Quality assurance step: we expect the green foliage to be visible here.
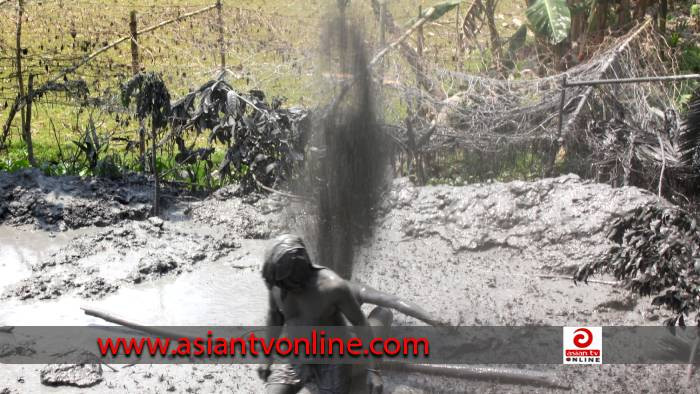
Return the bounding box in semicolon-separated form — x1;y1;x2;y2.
681;44;700;73
690;4;700;18
0;151;30;173
525;0;571;44
669;31;681;48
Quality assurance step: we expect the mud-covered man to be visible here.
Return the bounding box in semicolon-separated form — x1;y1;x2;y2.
258;234;383;394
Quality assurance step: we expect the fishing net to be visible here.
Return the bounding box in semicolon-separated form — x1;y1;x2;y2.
378;19;696;189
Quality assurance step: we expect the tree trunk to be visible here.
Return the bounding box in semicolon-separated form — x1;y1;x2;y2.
634;0;649;20
618;0;631;27
659;0;668;34
592;0;609;43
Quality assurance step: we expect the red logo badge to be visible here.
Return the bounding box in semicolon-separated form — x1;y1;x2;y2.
563;327;602;364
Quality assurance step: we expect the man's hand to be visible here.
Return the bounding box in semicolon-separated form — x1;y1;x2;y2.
257;364;271;382
367;369;383;394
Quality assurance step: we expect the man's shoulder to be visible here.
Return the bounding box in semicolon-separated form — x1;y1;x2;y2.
315;268;350;293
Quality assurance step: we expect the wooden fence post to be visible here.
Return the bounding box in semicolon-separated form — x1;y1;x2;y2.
130;11;139;75
130;10;146;172
216;0;226;72
24;73;34;165
15;0;35;166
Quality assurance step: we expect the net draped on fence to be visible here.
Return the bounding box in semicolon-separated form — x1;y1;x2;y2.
1;1;695;192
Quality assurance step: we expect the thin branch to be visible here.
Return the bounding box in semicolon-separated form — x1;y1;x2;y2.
538;274;619;286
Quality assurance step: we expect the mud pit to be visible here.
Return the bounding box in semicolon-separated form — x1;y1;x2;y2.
0;172;696;393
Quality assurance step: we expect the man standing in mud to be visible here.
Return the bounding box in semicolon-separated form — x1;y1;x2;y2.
258;234;383;394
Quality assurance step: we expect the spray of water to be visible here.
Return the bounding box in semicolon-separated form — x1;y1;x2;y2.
306;14;390;279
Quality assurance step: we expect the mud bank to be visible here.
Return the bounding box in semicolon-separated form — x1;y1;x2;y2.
1;173;696;393
0;169;181;231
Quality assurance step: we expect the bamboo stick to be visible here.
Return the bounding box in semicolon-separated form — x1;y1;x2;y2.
82;307;191;341
538;275;619;286
380;363;571;389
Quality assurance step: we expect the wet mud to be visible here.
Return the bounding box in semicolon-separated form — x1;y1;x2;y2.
2;218;241;301
0;172;696;393
0;169;180;231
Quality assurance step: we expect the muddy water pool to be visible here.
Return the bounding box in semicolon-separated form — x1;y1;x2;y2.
0;224;268;326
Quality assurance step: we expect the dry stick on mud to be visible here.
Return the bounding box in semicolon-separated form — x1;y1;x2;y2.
82;307;193;341
538;274;619;286
82;307;261;342
380;363;571;390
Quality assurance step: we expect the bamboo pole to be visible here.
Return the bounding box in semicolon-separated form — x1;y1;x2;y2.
564;73;700;86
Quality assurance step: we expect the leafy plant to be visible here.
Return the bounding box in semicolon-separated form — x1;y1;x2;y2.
681;44;700;73
575;205;700;326
169;77;310;194
525;0;571;44
121;72;171;131
669;32;681;47
72;115;108;172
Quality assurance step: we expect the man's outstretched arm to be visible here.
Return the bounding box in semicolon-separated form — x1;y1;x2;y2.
349;282;444;326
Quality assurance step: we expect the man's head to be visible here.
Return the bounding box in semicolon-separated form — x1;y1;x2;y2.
262;234;321;293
